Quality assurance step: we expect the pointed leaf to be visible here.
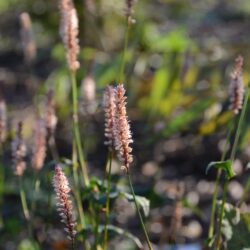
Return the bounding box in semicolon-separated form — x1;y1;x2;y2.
206;160;235;180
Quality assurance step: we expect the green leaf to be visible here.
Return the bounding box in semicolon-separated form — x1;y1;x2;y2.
123;192;150;217
221;203;250;249
206;160;235;180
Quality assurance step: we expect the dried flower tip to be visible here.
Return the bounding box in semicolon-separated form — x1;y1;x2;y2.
0;99;6;144
114;84;133;171
125;0;136;25
52;165;76;242
45;89;57;138
229;55;244;115
32;118;47;171
59;0;80;72
103;86;116;147
20;12;36;63
12;122;26;176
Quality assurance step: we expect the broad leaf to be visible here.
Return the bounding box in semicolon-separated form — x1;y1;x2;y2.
221;203;250;249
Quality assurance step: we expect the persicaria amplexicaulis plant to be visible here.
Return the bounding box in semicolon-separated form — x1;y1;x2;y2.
52;165;76;246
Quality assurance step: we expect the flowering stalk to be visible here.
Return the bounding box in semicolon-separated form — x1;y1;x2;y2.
58;0;89;186
114;84;152;250
114;85;133;172
53;165;76;249
215;81;250;250
103;86;116;249
208;56;245;245
208;123;233;243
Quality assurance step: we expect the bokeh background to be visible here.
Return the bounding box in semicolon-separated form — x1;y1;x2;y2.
1;0;250;249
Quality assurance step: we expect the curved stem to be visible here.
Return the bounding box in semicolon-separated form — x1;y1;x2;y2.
70;72;89;186
215;179;229;250
31;173;40;213
103;150;112;250
215;87;250;249
127;171;152;250
72;141;85;229
19;177;32;238
208;123;233;242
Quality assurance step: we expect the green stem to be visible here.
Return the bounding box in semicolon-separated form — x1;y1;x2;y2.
19;177;32;238
70;72;89;186
31;173;40;213
208;123;233;242
72;141;85;229
215;179;229;250
103;150;112;250
119;24;130;83
127;171;152;250
215;87;250;249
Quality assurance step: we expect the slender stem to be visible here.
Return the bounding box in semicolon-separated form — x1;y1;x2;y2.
19;177;32;238
230;89;250;162
119;24;130;83
127;171;152;250
215;179;229;250
72;141;85;229
208;122;233;241
215;87;250;249
32;176;40;212
19;177;30;220
103;150;112;250
70;71;89;186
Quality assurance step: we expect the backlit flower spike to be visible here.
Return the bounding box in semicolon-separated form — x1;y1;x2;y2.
59;0;80;72
229;55;244;115
52;165;76;242
114;84;133;172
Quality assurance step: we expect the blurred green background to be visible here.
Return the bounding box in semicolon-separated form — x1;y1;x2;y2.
1;0;250;249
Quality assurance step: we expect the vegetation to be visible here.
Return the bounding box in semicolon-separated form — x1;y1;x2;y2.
0;0;250;249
